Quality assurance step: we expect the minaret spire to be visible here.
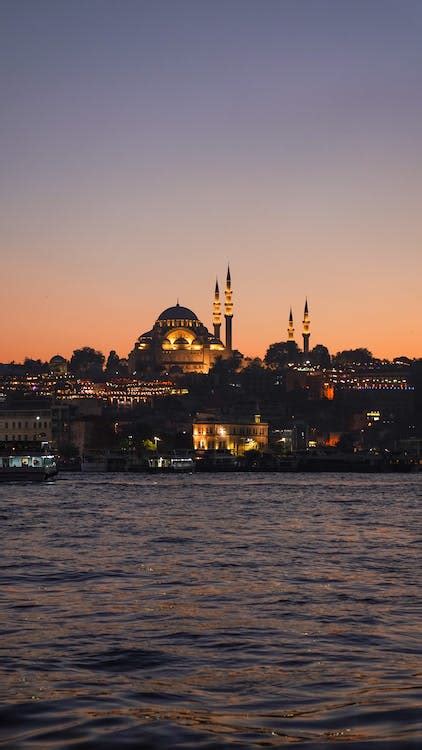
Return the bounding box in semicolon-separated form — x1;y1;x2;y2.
288;307;295;342
302;298;310;356
224;265;233;352
213;278;221;340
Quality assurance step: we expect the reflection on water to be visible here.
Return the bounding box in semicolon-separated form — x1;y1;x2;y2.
0;473;421;748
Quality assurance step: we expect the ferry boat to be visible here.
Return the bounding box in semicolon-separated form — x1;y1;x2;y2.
147;455;195;473
0;442;58;482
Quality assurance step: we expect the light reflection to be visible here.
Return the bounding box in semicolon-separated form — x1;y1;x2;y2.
1;473;421;746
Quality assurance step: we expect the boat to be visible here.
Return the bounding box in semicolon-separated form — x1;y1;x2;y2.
0;444;58;482
169;456;195;472
146;454;195;472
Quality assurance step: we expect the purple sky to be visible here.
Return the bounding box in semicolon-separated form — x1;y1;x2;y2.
1;0;421;360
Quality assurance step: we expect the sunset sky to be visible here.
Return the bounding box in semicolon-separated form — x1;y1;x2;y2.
1;0;421;362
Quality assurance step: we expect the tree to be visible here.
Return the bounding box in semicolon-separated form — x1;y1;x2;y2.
70;347;105;379
393;356;412;366
238;359;274;396
142;438;157;452
228;350;244;371
209;350;244;379
333;348;373;366
310;344;331;368
105;350;127;377
23;358;48;375
264;341;301;370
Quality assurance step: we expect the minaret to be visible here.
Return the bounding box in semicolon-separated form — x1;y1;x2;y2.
287;307;295;342
213;278;221;340
224;265;233;352
302;298;310;355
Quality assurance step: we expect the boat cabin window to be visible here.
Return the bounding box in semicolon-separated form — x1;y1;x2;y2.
32;457;43;467
9;457;22;468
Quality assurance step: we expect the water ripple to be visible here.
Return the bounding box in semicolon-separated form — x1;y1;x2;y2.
0;472;421;748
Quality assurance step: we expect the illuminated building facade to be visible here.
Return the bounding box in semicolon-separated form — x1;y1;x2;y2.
193;413;268;455
128;268;234;375
0;409;52;443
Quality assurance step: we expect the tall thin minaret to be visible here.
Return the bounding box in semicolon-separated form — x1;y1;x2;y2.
288;307;295;341
302;298;310;355
224;265;233;352
213;278;221;340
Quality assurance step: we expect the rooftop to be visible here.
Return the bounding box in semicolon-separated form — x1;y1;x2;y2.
157;303;198;321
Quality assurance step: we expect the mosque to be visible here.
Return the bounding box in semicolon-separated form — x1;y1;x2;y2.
128;266;312;375
128;267;234;375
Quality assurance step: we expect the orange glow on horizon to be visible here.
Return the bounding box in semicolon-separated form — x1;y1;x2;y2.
2;2;421;365
2;266;421;364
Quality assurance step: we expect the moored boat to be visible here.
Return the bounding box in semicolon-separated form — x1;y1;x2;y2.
0;447;58;481
147;455;195;472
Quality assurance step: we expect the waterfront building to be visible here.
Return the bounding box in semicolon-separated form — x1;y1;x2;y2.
128;268;233;375
0;408;52;443
193;413;269;455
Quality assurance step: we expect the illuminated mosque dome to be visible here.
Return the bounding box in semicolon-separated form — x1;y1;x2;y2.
157;304;198;322
127;272;234;376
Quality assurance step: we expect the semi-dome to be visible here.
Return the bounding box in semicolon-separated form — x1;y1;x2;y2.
157;303;198;321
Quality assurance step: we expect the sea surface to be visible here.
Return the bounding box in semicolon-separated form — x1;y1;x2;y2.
0;473;421;749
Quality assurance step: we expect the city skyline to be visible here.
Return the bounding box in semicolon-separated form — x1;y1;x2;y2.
3;256;420;365
2;1;421;362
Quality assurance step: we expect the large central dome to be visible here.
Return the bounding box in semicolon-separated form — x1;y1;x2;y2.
157;303;198;321
128;270;232;375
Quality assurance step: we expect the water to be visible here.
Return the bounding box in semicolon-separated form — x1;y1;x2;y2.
0;473;421;749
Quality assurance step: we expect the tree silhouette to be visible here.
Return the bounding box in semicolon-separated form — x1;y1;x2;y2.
264;341;301;370
105;350;123;376
70;347;105;378
333;348;373;366
310;344;331;368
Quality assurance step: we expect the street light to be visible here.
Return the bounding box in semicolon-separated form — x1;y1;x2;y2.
154;436;161;450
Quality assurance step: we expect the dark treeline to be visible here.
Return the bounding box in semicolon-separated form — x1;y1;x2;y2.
0;344;417;379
